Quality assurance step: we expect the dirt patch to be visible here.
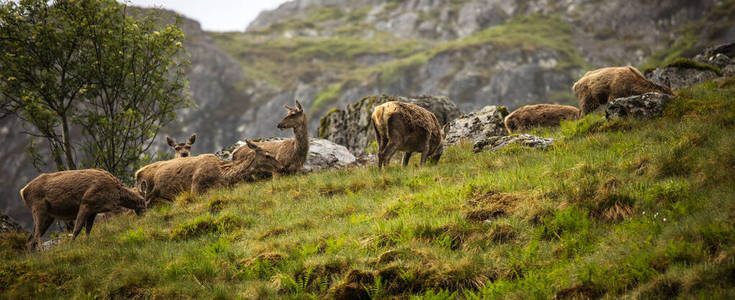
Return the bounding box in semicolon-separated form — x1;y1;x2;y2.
465;191;519;222
553;284;604;300
487;224;516;243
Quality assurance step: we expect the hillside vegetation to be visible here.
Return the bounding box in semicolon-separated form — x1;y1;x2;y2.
1;79;734;299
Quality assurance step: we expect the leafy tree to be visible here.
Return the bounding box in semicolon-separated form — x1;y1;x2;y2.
0;0;190;180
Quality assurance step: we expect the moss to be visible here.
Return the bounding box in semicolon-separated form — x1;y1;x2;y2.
169;213;245;240
666;58;722;75
318;107;342;138
311;84;343;119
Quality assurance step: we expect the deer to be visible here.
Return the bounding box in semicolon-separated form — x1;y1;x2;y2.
133;133;196;207
371;101;448;169
140;140;283;205
167;133;197;158
504;104;580;133
232;100;309;175
573;66;674;115
21;169;146;250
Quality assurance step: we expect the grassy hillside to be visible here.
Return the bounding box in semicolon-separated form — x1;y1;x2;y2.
2;79;735;299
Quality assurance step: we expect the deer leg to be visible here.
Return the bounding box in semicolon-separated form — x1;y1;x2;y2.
382;141;400;168
420;140;431;165
29;210;53;251
403;152;412;166
72;205;92;240
84;214;97;235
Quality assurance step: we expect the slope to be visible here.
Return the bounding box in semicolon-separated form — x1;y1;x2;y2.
2;79;734;299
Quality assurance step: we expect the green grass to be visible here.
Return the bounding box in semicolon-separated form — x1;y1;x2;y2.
3;81;735;298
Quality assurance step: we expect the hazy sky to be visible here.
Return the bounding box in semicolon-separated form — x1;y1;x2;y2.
123;0;291;32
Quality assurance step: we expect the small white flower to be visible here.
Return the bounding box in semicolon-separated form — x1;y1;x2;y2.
663;218;667;222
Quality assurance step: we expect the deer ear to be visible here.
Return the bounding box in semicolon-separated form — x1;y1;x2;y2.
283;104;296;112
245;140;259;150
166;136;175;147
188;133;196;144
295;100;303;111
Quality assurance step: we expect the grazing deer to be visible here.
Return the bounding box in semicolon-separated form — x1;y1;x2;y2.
504;104;580;133
167;133;197;158
21;169;145;250
232;100;309;175
140;140;283;205
573;66;674;115
371;101;448;169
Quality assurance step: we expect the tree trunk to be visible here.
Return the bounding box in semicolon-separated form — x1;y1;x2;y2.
60;114;77;170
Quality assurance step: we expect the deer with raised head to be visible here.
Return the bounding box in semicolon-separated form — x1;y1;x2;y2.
21;169;145;250
167;133;197;158
140;140;283;205
232;100;309;175
371;101;448;169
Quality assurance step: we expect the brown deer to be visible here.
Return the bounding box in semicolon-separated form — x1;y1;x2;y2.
371;101;448;169
141;140;283;205
232;100;309;175
573;66;674;115
21;169;145;250
504;104;580;133
167;133;197;158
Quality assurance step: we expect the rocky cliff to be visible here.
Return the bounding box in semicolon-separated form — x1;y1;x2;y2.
212;0;735;141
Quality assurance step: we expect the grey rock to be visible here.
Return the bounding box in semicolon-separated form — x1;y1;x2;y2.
445;106;509;146
319;95;461;154
606;92;674;120
647;67;719;90
217;138;356;173
0;211;25;234
474;134;554;152
42;234;70;251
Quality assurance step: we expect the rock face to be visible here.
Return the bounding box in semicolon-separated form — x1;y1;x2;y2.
217;138;356;173
606;93;674;120
646;66;719;90
445;106;509;146
0;211;25;234
474;134;555;152
318;95;460;154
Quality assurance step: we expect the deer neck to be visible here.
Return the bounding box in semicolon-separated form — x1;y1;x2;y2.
293;120;309;158
221;157;256;185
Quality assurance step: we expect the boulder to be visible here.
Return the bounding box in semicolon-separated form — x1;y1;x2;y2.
606;92;674;120
217;138;356;173
646;66;719;90
445;105;508;146
474;134;554;152
0;211;25;234
318;94;461;154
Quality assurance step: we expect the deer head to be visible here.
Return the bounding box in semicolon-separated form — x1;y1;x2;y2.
166;133;196;158
245;140;284;175
277;100;305;130
428;122;451;164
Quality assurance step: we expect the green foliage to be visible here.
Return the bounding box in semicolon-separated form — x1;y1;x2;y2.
0;0;190;181
2;80;735;299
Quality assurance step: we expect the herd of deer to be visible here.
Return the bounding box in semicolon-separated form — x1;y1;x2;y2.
20;66;674;251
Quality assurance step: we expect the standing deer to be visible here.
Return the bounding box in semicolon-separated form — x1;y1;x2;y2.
140;140;283;205
167;133;197;158
371;101;448;169
21;169;145;250
232;100;309;175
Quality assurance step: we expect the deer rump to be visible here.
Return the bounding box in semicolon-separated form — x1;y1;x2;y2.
372;101;444;168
